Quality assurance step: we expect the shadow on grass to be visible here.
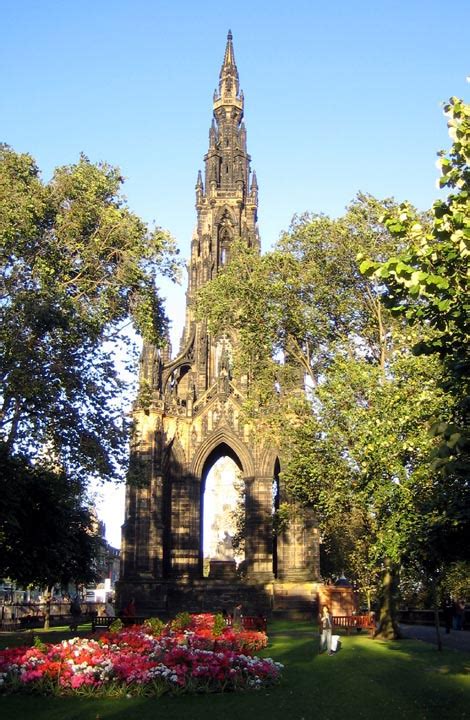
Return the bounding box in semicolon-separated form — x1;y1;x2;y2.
0;624;93;650
265;627;470;720
1;623;469;720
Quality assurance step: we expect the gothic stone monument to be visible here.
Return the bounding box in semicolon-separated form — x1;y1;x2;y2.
118;31;320;617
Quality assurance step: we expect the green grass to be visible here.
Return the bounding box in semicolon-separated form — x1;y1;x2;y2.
1;621;469;720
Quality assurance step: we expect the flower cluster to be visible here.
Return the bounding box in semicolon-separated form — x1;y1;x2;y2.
0;614;281;696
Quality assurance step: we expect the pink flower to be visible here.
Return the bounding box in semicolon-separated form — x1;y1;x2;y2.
0;613;280;696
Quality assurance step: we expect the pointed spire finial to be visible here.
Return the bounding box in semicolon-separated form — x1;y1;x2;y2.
222;29;235;69
218;29;240;101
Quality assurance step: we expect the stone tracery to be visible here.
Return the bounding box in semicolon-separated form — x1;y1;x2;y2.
119;31;320;615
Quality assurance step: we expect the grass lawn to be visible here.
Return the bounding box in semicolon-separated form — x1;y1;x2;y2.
1;621;469;720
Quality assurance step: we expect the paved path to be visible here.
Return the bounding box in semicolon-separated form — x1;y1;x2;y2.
400;624;470;652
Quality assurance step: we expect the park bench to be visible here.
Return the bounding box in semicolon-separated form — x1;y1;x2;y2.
225;615;267;631
19;615;45;629
332;614;375;634
91;615;148;631
91;614;268;633
240;615;267;632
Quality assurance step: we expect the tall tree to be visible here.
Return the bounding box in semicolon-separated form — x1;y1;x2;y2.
0;146;179;481
197;194;452;638
360;95;469;480
0;445;99;627
359;95;470;629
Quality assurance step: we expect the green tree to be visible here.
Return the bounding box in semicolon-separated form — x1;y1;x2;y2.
197;194;452;639
360;96;469;480
0;146;179;481
0;444;99;628
359;96;470;641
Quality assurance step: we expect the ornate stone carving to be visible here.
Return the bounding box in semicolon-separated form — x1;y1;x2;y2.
119;31;319;615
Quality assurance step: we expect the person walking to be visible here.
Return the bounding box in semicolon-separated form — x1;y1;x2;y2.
122;597;136;619
454;599;466;631
104;600;115;617
443;597;454;634
69;595;82;632
319;605;333;655
232;603;244;630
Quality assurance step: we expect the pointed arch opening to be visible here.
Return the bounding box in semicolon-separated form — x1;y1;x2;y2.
200;442;245;577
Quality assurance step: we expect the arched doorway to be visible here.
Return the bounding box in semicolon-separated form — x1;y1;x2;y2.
200;443;245;577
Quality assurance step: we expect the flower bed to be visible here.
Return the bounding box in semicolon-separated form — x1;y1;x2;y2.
0;613;282;696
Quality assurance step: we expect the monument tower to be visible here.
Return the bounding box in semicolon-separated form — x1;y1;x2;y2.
119;31;320;614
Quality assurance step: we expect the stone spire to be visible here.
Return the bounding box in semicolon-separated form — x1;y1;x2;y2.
217;29;240;102
188;30;259;323
120;32;319;614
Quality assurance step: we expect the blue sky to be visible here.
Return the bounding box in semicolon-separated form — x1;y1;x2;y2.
2;0;468;545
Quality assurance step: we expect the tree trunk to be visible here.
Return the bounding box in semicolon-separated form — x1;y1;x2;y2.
432;580;443;651
43;585;53;630
374;562;401;639
4;399;22;451
433;604;443;651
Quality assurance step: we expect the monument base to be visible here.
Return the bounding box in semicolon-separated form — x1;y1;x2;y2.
209;559;237;580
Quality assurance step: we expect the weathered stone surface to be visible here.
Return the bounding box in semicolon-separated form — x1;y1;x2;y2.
118;32;320;616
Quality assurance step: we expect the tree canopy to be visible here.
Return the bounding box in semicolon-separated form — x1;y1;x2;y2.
0;146;179;482
0;146;179;591
359;96;469;475
0;445;98;592
197;189;464;638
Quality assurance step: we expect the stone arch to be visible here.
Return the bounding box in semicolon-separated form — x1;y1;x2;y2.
163;363;193;403
272;456;281;578
259;446;280;478
190;427;255;480
197;439;246;577
214;204;237;226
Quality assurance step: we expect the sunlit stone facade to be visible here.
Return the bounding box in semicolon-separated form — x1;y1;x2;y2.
118;32;320;616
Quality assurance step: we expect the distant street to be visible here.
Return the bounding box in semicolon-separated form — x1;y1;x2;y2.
400;624;470;652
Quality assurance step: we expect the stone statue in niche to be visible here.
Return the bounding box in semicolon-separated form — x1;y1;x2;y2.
218;368;230;395
216;531;234;560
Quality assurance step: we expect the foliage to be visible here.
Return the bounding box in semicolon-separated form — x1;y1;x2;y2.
198;193;418;392
359;95;470;613
228;471;246;555
0;145;179;482
359;96;469;479
272;502;292;535
32;636;47;652
109;619;124;634
0;615;278;696
212;613;226;637
360;97;468;355
170;611;192;632
143;617;165;636
197;193;459;638
399;560;470;609
0;444;99;591
441;561;470;600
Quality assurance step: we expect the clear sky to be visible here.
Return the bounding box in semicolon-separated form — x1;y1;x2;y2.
2;0;469;546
